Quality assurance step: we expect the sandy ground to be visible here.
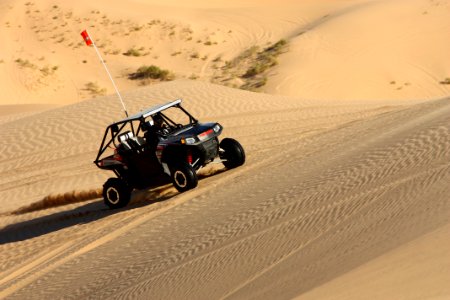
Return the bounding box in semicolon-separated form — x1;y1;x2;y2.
0;0;449;105
0;80;449;299
1;0;450;299
296;223;450;300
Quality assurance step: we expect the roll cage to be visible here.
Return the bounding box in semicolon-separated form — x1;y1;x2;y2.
94;99;197;167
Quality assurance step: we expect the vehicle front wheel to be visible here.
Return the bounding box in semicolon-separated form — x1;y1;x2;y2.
220;138;245;169
103;178;131;209
171;162;198;192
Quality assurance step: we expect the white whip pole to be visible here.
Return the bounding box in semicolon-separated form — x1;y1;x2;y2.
82;30;129;117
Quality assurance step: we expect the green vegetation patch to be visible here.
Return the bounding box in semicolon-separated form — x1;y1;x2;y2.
242;39;286;79
123;48;143;57
129;65;174;81
213;39;288;91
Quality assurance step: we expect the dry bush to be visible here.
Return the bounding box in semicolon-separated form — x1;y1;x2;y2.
84;82;107;96
15;58;36;69
40;65;58;76
440;78;450;85
129;65;174;81
123;48;142;57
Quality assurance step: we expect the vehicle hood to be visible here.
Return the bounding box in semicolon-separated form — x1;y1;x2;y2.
162;122;221;144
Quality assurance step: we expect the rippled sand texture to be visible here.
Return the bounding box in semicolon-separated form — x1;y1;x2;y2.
1;79;449;299
1;0;449;298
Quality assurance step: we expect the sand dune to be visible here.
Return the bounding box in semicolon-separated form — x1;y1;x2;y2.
1;0;449;298
1;0;448;105
266;0;450;101
0;80;399;214
296;223;450;300
0;79;449;299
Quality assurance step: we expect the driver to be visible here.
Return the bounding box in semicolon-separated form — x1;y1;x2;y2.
152;114;167;132
143;114;166;151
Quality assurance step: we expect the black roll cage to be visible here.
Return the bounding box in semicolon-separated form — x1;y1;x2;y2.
94;99;197;167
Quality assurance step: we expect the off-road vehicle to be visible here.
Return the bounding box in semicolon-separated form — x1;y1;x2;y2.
94;99;245;208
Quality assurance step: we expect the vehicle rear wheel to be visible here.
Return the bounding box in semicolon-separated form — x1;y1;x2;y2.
103;178;131;209
171;162;198;192
220;138;245;169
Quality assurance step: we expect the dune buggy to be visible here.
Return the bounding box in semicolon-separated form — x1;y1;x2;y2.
94;99;245;208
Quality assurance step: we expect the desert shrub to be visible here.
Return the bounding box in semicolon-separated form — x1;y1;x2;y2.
123;48;142;57
243;63;267;78
265;39;287;54
15;58;36;69
259;51;278;65
241;40;286;79
255;76;268;87
440;78;450;85
238;46;259;61
129;65;173;81
240;76;267;90
40;65;58;76
224;60;233;69
131;25;143;31
223;46;259;71
84;82;106;96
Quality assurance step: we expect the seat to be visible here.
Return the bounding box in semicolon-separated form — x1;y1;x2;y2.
118;131;136;151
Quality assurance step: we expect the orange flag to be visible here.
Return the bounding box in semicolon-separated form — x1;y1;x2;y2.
80;30;93;46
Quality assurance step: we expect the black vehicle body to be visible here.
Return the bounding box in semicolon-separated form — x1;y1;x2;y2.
95;99;245;208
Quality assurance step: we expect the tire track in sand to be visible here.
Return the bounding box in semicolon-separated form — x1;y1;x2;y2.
0;128;327;298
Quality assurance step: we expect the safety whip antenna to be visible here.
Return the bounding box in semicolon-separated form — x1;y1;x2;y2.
81;29;128;117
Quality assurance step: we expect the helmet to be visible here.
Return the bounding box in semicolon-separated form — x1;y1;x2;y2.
152;114;164;127
142;120;154;131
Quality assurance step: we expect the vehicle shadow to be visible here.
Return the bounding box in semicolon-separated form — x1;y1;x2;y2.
0;187;174;245
0;167;227;245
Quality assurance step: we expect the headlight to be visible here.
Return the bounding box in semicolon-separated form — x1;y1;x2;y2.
213;124;221;133
184;137;196;144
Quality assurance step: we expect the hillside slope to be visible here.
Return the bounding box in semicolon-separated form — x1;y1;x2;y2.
0;81;448;299
1;0;448;105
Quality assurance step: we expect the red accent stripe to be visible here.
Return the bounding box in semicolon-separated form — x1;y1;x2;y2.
198;129;214;139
